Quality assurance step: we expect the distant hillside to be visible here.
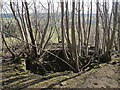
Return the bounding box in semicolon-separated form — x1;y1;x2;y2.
1;13;96;18
1;13;14;18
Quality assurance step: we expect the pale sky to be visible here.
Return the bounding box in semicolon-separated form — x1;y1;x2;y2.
0;0;118;14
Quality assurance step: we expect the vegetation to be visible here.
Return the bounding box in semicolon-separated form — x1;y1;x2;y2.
0;0;120;88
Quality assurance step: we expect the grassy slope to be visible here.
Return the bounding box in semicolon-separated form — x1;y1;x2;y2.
2;56;120;89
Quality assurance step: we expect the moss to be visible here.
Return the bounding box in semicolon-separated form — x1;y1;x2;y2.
79;56;88;65
83;62;100;72
88;67;99;73
29;76;67;88
90;63;100;68
79;56;86;59
5;37;20;45
14;57;27;72
99;63;106;67
20;58;26;65
93;65;100;69
90;63;95;66
84;67;90;71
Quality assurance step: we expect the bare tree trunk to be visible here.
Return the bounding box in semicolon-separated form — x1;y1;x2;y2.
65;1;72;59
95;1;99;55
118;3;120;52
77;1;82;56
2;34;15;58
39;2;50;55
24;2;37;57
61;1;65;51
82;1;87;55
118;8;120;52
109;1;118;51
61;1;70;62
20;2;30;52
71;1;76;64
71;1;79;72
86;1;92;55
10;2;24;41
99;1;113;54
102;1;111;53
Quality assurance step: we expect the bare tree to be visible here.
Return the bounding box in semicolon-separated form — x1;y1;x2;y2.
108;1;118;51
24;2;37;57
95;1;99;55
77;1;82;56
118;4;120;52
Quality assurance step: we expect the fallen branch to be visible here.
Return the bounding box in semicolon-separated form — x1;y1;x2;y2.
0;30;76;72
80;54;95;71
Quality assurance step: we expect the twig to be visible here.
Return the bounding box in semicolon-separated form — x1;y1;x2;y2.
0;30;76;72
80;54;95;71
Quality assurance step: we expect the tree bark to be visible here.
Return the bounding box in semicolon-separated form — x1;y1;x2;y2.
109;1;118;51
95;1;99;55
71;1;79;72
24;2;37;57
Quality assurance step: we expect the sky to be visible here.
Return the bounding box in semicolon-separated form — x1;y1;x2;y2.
0;0;118;14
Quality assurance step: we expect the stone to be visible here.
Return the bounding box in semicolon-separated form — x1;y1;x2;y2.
60;81;67;86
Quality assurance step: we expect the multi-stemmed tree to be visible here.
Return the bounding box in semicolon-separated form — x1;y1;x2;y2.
1;0;119;72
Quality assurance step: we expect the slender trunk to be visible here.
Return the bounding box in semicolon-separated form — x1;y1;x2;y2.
39;3;50;55
82;1;86;50
71;1;79;72
61;2;65;50
77;1;82;56
21;2;30;51
109;1;118;51
118;11;120;52
65;1;71;49
2;34;15;58
86;1;92;55
33;1;38;41
95;1;99;55
25;2;37;57
10;2;24;40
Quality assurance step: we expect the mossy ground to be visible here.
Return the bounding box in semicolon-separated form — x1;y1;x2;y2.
1;56;120;89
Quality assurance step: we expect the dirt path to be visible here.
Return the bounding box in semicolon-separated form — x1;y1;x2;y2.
1;57;120;89
51;57;120;88
46;58;119;88
77;63;119;88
